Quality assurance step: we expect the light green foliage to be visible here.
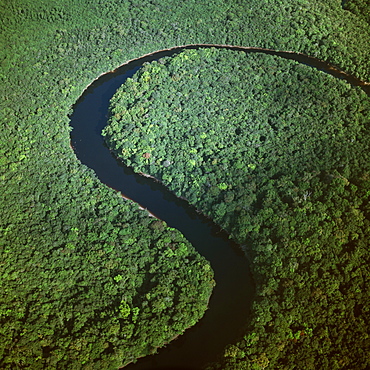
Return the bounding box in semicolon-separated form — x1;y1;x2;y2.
218;183;229;191
105;48;370;369
114;274;123;283
119;300;131;319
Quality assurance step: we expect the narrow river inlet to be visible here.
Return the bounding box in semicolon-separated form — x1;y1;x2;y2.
69;45;370;370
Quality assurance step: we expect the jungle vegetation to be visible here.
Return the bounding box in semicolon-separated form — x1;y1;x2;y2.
1;0;370;369
103;48;370;369
343;0;370;25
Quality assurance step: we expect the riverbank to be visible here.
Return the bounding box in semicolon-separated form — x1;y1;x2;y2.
104;47;370;369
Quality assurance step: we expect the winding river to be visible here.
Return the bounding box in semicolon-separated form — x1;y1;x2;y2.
70;45;370;370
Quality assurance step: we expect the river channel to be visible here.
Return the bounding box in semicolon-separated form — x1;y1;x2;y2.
69;45;369;370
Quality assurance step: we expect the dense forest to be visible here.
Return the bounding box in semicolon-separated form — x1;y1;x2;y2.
343;0;370;24
104;48;370;369
1;0;370;369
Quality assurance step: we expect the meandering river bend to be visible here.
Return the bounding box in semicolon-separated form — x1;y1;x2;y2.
70;45;370;370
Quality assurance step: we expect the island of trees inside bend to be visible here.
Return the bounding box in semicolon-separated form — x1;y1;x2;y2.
1;0;370;369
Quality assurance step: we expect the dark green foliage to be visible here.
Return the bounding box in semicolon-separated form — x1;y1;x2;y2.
104;48;370;369
343;0;370;24
2;0;370;368
0;2;217;368
0;143;215;369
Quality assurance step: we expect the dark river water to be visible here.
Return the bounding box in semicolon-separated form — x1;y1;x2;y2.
69;45;369;370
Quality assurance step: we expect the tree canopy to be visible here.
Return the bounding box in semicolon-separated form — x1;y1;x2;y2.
1;0;370;368
104;48;370;369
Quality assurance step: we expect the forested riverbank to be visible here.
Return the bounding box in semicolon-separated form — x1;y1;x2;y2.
69;57;254;370
104;48;370;369
1;0;370;369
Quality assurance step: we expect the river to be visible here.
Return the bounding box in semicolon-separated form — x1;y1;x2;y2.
69;45;369;370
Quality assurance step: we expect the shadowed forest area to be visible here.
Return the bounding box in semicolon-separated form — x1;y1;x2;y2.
1;0;370;369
